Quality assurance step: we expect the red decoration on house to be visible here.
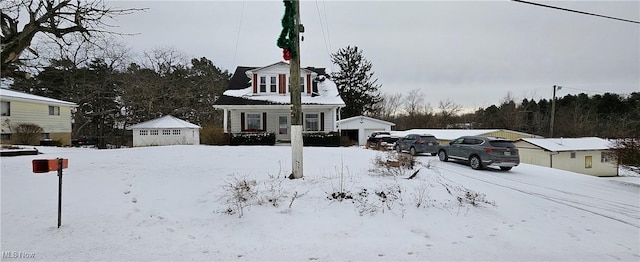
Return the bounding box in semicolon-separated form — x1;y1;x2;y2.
283;49;291;61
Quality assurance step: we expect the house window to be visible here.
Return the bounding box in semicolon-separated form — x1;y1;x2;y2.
140;130;148;136
305;113;319;131
287;76;306;93
162;130;171;135
1;101;10;116
172;130;181;135
601;152;612;163
585;156;593;168
270;76;277;93
150;130;158;136
246;113;262;131
570;152;576;158
1;134;11;141
259;76;267;93
49;106;60;116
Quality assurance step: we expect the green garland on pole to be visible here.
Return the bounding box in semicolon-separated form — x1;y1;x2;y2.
277;0;296;60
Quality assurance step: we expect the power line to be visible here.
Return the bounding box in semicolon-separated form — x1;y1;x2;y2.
560;86;616;95
321;0;335;72
315;0;332;67
511;0;640;24
232;0;246;69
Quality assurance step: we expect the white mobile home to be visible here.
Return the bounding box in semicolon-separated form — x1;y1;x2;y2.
515;137;618;177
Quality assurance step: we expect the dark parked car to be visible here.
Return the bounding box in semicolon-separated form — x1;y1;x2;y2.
437;136;520;171
375;134;401;150
366;131;400;150
395;134;439;156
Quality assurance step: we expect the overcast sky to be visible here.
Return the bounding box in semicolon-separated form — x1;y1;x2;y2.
109;0;639;110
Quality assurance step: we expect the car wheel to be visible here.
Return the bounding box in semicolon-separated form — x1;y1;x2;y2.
410;147;417;156
500;167;512;171
438;150;448;162
469;155;483;170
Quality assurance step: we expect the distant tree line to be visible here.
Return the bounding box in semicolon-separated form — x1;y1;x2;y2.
370;90;639;139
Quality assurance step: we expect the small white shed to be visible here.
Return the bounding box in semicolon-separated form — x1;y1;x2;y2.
336;115;395;146
128;115;201;147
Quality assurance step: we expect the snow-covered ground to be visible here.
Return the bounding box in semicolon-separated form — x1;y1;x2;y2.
2;145;639;261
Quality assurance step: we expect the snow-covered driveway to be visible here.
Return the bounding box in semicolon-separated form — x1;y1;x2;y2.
436;158;639;228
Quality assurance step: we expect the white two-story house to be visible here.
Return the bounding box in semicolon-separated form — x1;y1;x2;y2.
213;61;345;142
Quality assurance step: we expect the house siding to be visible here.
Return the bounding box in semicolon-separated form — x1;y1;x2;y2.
517;145;551;166
482;130;536;140
1;99;74;145
250;63;314;96
229;108;336;137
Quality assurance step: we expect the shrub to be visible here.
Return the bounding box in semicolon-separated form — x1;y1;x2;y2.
612;138;640;171
303;132;340;147
230;132;275;145
11;123;43;145
220;176;258;218
370;151;415;177
200;126;229;145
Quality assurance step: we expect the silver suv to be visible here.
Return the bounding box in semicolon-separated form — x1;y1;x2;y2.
437;136;520;171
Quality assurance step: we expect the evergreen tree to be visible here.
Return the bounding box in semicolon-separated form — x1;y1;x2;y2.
330;46;382;118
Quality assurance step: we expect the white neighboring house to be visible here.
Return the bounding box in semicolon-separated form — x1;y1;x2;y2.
515;137;618;177
213;61;345;142
128;115;201;147
336;115;395;146
0;88;77;145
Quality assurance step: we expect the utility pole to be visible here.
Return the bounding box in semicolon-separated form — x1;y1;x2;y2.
549;85;561;138
289;0;303;179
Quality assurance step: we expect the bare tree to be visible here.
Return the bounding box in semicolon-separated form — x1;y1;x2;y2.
1;0;143;78
403;89;426;118
140;47;189;76
437;98;461;128
376;92;403;120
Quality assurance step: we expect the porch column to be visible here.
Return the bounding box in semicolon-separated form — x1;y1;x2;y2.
331;108;337;131
223;108;228;133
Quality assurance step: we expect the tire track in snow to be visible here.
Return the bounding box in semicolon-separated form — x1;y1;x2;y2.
435;163;640;229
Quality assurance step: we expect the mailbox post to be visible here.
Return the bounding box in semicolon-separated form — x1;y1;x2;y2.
32;158;68;228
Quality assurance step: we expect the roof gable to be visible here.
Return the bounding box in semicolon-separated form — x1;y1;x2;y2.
245;61;317;78
128;115;201;129
517;137;613;152
337;115;395;126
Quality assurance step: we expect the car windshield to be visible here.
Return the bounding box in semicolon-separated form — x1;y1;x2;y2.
489;141;515;148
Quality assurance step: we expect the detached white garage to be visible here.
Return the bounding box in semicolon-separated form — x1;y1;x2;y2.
336;115;395;146
128;115;201;147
